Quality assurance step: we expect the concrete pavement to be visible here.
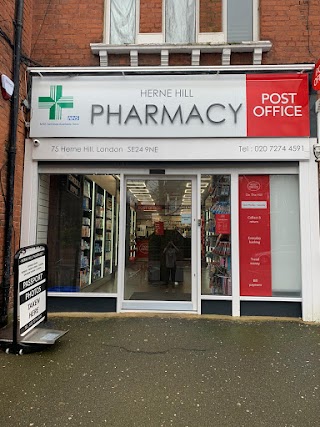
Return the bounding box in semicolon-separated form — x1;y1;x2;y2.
1;314;320;426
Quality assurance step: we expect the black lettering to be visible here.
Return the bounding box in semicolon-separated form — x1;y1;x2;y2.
91;104;104;124
107;105;122;124
145;104;158;124
229;103;242;124
206;103;225;124
186;104;204;124
161;106;183;124
124;105;142;125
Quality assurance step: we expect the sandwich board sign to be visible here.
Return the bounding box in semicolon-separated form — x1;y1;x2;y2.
18;244;48;336
0;244;67;355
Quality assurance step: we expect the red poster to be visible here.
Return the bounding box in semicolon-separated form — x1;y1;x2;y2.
215;214;231;235
154;221;164;236
246;74;309;137
136;239;149;259
239;175;272;296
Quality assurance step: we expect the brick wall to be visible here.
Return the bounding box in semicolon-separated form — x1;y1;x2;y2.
30;0;318;67
31;0;104;67
0;0;33;313
140;0;162;33
261;0;319;65
200;0;222;33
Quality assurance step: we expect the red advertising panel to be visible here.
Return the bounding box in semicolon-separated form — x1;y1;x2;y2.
154;221;164;236
215;214;231;235
239;175;272;296
136;239;149;259
246;74;309;137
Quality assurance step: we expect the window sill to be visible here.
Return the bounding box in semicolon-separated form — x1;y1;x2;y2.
90;41;272;67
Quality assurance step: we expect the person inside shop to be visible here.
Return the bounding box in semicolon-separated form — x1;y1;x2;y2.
163;240;179;293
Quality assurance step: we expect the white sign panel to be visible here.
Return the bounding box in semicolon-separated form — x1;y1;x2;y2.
30;75;247;138
17;246;47;336
31;137;311;162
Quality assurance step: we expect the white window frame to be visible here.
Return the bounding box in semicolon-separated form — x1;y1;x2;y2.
104;0;259;45
223;0;259;42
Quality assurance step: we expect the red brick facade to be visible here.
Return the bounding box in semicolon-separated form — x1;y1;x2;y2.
0;0;33;314
29;0;319;67
0;0;319;315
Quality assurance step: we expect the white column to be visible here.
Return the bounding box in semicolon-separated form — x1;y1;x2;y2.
231;171;240;316
20;139;39;246
309;101;320;321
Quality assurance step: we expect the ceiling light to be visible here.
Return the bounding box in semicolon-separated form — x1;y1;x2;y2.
129;188;149;194
127;182;146;188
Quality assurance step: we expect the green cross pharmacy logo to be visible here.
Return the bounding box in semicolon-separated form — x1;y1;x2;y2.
38;85;74;120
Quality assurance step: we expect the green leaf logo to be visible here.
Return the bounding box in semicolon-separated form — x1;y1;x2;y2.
38;85;74;120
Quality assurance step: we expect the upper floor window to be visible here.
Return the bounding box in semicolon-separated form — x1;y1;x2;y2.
106;0;258;45
109;0;136;44
165;0;196;44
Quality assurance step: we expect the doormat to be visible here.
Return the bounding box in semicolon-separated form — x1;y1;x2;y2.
129;292;191;301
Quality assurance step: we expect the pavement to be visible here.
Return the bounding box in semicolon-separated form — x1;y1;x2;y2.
1;313;320;427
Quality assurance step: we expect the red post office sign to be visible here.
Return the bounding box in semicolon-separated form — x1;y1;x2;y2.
312;60;320;91
246;74;309;137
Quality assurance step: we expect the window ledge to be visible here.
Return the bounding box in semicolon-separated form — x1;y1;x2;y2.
90;41;272;67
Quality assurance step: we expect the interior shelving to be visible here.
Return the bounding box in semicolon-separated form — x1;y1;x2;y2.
79;178;115;289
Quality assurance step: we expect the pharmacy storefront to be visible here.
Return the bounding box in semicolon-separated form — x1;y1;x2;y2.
22;69;320;320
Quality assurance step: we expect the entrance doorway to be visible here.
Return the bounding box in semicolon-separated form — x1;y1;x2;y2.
120;176;197;311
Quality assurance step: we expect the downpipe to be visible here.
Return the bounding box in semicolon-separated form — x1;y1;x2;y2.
0;0;24;327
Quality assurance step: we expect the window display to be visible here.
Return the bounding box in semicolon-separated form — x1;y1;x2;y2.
37;174;119;293
201;175;232;296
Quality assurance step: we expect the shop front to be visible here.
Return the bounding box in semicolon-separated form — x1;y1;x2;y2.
21;69;320;320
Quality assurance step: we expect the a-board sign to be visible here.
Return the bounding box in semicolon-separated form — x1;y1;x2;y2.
16;245;48;336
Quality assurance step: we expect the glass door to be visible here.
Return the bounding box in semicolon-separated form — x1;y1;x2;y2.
121;176;196;311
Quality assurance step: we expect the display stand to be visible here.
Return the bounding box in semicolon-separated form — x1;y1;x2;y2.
0;245;68;355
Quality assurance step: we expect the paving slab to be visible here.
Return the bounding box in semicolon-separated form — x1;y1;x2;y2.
1;314;320;427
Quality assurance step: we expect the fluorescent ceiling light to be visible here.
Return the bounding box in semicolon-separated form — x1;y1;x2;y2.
127;182;146;187
129;188;149;194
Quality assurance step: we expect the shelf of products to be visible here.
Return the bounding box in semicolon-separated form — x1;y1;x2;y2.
92;185;105;282
104;193;114;275
80;178;93;289
79;179;115;288
204;176;232;296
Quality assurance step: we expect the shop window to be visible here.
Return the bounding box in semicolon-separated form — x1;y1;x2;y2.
106;0;258;45
239;175;301;298
201;175;231;296
37;174;120;293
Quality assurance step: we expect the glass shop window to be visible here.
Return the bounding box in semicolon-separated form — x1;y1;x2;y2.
201;175;232;296
36;174;120;293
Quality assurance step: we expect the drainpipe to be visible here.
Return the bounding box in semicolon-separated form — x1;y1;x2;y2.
0;0;24;327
